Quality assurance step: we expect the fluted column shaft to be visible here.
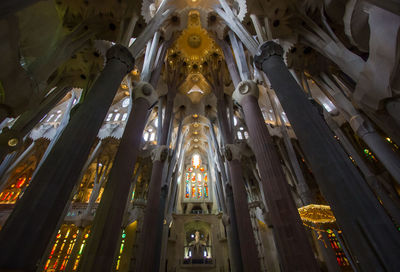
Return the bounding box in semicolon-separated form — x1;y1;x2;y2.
238;91;319;271
255;41;400;270
216;94;260;271
225;158;261;272
136;89;176;271
135;155;167;271
208;119;243;272
79;97;150;272
0;45;134;272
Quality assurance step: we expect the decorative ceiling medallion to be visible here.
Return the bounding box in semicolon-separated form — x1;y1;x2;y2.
175;11;215;63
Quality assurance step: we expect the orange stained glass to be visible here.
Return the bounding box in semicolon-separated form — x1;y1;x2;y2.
192;186;196;198
16;177;26;188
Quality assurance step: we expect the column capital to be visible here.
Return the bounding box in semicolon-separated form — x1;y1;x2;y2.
106;44;135;73
254;41;283;70
233;80;259;105
223;144;242;161
133;81;158;106
349;114;374;137
151;145;169;162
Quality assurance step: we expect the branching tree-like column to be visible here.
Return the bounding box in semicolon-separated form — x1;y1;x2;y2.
0;44;135;271
233;81;319;272
79;82;157;272
254;41;400;271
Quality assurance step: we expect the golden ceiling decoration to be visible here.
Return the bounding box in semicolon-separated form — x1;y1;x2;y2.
179;73;211;103
167;10;223;103
298;204;336;224
174;10;219;64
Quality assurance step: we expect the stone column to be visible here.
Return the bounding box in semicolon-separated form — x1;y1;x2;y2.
212;94;260;271
224;145;262;272
208;119;243;272
135;145;169;271
254;41;400;270
79;82;156;272
266;89;313;204
224;183;244;272
137;86;177;271
318;74;400;184
0;44;134;271
318;231;341;272
324;113;400;226
233;80;319;271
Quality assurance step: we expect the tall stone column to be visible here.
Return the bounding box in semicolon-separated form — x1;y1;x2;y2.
213;94;260;271
254;41;400;270
208;119;243;272
233;81;319;271
0;44;135;271
324;113;400;226
223;147;261;272
224;184;244;272
317;74;400;184
136;86;177;271
79;82;156;272
135;145;169;271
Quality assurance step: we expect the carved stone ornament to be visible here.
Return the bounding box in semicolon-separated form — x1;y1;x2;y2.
232;80;259;105
106;44;135;73
0;127;22;151
151;145;169;162
133;81;158;106
253;41;284;70
349;114;374;138
223;144;242;161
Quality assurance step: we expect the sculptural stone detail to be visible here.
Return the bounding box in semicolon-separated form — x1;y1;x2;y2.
106;44;135;73
253;41;284;70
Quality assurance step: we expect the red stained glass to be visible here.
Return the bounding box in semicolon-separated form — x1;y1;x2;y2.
16;177;26;188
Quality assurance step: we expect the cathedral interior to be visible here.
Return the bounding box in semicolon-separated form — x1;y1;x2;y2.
1;0;400;271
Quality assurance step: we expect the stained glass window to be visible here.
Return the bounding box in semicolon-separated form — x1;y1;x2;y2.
43;225;91;271
0;174;32;204
116;230;126;270
184;154;209;200
326;229;350;267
